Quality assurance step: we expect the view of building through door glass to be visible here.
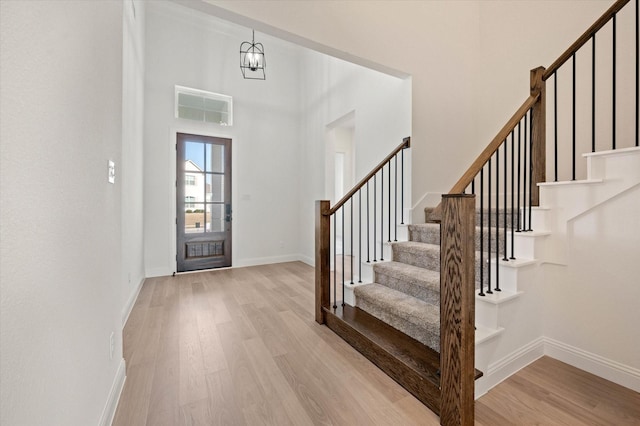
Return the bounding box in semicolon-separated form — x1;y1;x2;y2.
177;133;231;272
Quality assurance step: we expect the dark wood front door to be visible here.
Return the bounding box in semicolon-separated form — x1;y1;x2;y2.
176;133;231;272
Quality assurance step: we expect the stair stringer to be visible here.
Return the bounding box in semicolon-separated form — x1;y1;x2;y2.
474;258;546;398
476;147;640;397
538;147;640;265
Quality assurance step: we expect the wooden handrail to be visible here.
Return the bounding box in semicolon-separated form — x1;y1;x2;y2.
327;137;410;216
543;0;630;80
448;94;539;195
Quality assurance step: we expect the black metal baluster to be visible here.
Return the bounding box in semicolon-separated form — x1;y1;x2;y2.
394;155;398;241
495;151;501;291
401;148;405;224
523;112;528;231
479;168;485;297
528;111;533;231
342;207;345;305
592;34;597;153
510;130;516;259
373;175;377;261
471;179;475;195
487;157;493;295
572;52;577;180
350;199;353;285
388;162;391;243
613;13;617;150
359;189;362;282
380;167;384;261
366;182;370;263
503;142;508;262
333;214;337;309
554;72;558;182
517;122;522;232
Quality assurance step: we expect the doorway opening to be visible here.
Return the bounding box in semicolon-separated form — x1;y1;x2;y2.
326;111;355;259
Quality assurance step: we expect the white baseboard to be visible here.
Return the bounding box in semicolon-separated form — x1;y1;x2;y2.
98;358;126;426
544;337;640;392
121;276;145;326
297;254;314;267
476;336;640;398
145;266;173;278
476;337;545;398
234;254;304;268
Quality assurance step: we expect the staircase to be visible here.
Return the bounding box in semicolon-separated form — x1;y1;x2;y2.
352;209;514;353
346;144;640;400
347;206;545;394
316;0;637;424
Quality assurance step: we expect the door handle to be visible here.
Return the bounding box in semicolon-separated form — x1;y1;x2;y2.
225;204;232;222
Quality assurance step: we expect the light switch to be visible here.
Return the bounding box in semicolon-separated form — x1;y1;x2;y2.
108;160;115;184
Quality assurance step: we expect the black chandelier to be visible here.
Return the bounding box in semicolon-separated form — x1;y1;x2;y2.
240;30;266;80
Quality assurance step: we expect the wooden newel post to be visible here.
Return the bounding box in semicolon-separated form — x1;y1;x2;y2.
530;66;546;206
315;200;331;324
440;194;475;426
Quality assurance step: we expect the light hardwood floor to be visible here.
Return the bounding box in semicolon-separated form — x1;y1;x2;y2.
113;262;640;425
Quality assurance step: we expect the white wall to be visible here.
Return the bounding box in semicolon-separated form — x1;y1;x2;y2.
297;50;411;264
121;0;146;325
143;2;304;275
202;0;481;208
0;1;126;425
544;184;640;372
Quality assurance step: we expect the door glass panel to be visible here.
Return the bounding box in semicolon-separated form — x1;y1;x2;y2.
184;171;204;213
206;143;224;173
185;141;205;171
206;174;224;203
207;204;224;232
185;204;205;233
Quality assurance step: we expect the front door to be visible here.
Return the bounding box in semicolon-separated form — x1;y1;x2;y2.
176;133;232;272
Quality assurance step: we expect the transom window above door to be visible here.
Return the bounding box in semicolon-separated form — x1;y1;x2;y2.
175;85;233;126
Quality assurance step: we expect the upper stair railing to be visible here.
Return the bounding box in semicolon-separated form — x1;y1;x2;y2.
440;0;637;423
315;137;410;324
544;0;637;181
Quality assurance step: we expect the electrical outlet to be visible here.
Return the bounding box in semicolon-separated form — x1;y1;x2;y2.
109;332;115;360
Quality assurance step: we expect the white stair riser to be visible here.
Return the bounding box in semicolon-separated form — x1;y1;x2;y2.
530;207;551;232
586;147;640;181
513;233;549;260
476;302;499;330
344;282;368;306
396;225;409;241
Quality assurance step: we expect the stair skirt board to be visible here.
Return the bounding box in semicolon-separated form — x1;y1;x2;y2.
324;305;442;414
323;305;484;415
475;337;546;398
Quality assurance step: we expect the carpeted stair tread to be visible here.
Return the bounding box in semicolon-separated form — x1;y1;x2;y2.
425;206;519;228
354;283;440;352
392;241;441;270
409;223;507;254
408;223;441;245
373;261;440;304
392;241;485;287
